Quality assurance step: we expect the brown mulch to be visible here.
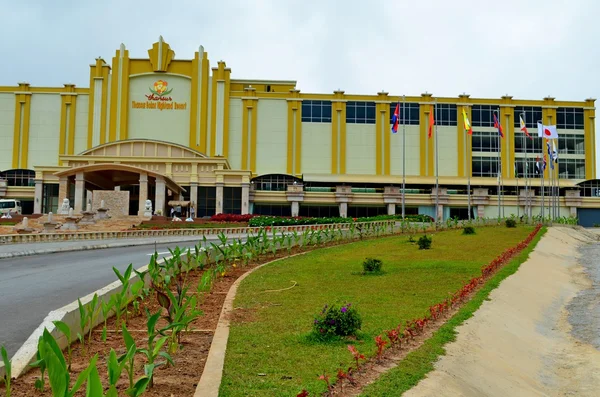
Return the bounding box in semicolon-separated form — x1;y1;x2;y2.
1;245;316;397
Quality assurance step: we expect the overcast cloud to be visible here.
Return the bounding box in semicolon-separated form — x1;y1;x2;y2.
2;0;599;169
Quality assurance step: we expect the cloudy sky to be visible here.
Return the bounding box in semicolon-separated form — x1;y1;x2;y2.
3;0;599;167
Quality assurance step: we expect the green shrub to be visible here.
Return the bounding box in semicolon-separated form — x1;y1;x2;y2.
462;225;476;235
418;235;432;250
312;302;362;338
362;257;383;273
505;219;517;228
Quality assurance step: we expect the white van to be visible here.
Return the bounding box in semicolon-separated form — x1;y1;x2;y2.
0;199;22;215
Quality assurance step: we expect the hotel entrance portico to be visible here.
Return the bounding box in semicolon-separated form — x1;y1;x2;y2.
32;139;252;216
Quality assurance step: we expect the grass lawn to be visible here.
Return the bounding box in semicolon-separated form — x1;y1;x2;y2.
359;226;546;396
219;225;537;396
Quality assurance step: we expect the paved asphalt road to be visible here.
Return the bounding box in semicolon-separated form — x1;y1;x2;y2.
0;236;237;359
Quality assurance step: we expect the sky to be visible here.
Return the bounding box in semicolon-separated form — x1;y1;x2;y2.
2;0;599;169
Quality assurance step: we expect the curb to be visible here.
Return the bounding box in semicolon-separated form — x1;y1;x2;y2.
194;252;308;397
0;236;212;259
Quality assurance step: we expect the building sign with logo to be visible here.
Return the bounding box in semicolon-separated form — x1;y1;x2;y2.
131;80;188;111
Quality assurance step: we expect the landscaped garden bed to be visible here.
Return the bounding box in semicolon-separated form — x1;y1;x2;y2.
0;220;543;396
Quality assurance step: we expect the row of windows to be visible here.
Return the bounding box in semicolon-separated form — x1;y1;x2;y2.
0;169;36;187
301;101;586;130
389;103;420;125
473;157;586;179
471;131;585;155
556;108;585;129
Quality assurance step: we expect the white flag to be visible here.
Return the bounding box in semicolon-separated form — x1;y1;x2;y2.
537;123;559;139
552;140;558;163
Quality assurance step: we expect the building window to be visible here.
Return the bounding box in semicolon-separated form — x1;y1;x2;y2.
471;105;499;127
223;187;242;214
514;106;542;128
434;104;457;126
557;134;585;154
389;103;420;125
251;174;302;191
556;107;584;129
0;169;35;187
346;101;376;124
42;183;59;214
514;135;543;153
515;158;541;178
472;156;500;177
472;131;500;152
301;100;332;123
578;180;600;197
197;186;216;217
252;203;292;216
559;159;586;179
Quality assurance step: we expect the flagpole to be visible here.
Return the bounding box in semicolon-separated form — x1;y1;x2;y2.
521;111;527;221
555;139;560;219
495;109;501;219
434;100;440;226
465;112;471;221
402;95;406;221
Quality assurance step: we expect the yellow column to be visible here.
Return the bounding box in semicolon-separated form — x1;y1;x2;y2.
294;90;302;176
60;84;78;161
287;89;302;175
542;96;557;180
190;47;211;153
241;87;258;172
331;90;345;174
12;82;32;169
457;94;472;178
584;98;596;179
501;95;515;179
376;91;390;176
210;61;231;157
419;93;433;177
109;44;130;142
87;58;110;148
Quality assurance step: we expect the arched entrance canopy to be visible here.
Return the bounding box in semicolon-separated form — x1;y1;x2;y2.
54;163;184;194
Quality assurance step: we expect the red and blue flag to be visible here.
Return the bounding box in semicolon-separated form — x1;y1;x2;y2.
391;104;399;134
493;112;504;138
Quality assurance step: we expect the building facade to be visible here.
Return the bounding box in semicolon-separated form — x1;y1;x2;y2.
0;37;597;220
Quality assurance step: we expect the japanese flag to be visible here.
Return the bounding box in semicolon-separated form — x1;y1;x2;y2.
537;123;558;139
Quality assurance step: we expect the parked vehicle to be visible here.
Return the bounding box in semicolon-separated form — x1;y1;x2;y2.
0;199;22;215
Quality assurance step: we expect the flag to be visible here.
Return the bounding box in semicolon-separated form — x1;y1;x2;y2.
536;155;547;174
391;103;399;134
462;107;472;135
551;140;558;163
519;115;531;139
546;140;554;170
493;112;504;138
428;104;435;139
537;123;559;139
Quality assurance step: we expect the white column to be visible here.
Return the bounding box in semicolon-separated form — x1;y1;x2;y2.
138;173;148;217
190;182;198;217
291;201;299;217
387;203;395;216
241;183;250;215
74;172;85;214
34;179;43;214
215;182;224;214
155;176;166;216
339;202;348;218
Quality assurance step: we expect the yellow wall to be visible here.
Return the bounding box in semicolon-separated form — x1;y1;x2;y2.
256;99;287;175
301;123;332;174
0;93;15;171
127;74;191;146
28;94;61;168
74;95;89;154
437;126;458;177
345;124;376;175
228;98;243;170
390;125;420;176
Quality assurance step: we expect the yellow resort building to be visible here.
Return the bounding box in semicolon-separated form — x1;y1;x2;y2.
0;37;599;224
